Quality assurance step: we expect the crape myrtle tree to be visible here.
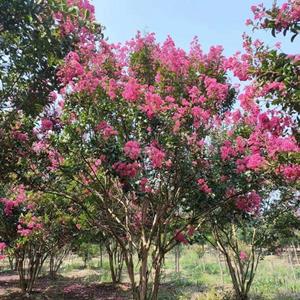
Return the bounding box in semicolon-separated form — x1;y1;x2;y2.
248;0;300;41
184;93;299;300
244;0;300;130
33;30;239;300
0;185;48;294
0;1;103;293
186;2;300;297
31;3;299;299
0;0;103;183
0;184;78;293
196;189;299;300
38;195;77;280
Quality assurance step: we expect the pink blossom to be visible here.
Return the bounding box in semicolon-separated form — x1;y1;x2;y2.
220;175;228;182
95;121;118;140
204;76;228;101
236;191;261;213
0;242;6;260
146;143;166;168
48;149;64;170
122;79;140;102
41;119;53;131
268;137;299;157
239;251;248;261
238;85;257;110
58;51;84;84
260;82;286;96
0;242;6;251
175;230;188;244
15;185;26;203
278;164;300;182
124;141;141;160
60;17;75;35
1;198;16;216
141;92;165;119
91;158;102;174
220;141;236;160
113;162;140;178
17;225;32;237
49;91;58;102
275;42;282;49
225;53;250;81
245;153;265;170
13;131;28;142
245;18;252;26
32;141;47;153
165;159;172;168
140;177;152;193
197;178;212;194
155;36;189;74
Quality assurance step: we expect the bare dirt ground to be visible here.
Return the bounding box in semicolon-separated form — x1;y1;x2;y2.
0;271;131;300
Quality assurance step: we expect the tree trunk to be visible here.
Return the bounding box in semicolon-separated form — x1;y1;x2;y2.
292;243;299;265
108;250;117;284
139;248;149;300
99;244;103;268
217;253;224;285
49;254;55;279
124;251;139;299
175;245;180;273
151;256;163;300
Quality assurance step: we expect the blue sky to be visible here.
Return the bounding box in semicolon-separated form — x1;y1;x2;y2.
94;0;297;55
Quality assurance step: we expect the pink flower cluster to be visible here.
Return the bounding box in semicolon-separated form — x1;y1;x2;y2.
204;76;228;101
249;1;300;33
48;149;64;170
146;143;166;168
225;52;251;81
17;216;43;237
0;242;6;260
239;251;248;261
197;178;212;194
174;230;188;245
220;141;236;161
267;136;299;157
124;141;141;160
113;162;140;178
0;185;26;216
140;177;152;193
122;79;141;102
277;164;300;182
236;153;265;173
58;52;84;84
236;191;261;213
141;92;165;119
67;0;95;18
41;118;53;131
32;141;47;153
13;130;28;142
95;121;118;140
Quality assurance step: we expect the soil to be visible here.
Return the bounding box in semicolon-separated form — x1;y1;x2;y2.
0;271;131;300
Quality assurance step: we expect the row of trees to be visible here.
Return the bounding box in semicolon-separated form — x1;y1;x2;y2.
0;1;299;300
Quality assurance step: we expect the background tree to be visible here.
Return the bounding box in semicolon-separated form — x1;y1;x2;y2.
0;0;103;183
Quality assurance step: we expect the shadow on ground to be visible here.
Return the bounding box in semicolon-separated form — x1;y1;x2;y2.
0;271;130;300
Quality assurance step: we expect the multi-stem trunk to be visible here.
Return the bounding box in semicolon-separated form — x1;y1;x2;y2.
106;240;124;284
